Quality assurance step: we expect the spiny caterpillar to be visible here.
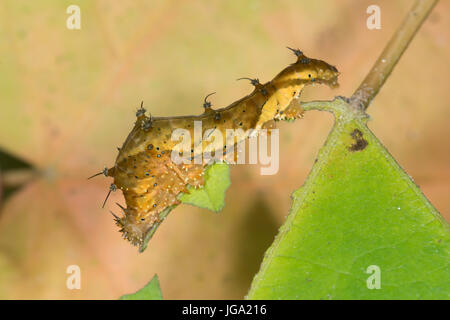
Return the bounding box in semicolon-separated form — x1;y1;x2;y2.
91;48;339;248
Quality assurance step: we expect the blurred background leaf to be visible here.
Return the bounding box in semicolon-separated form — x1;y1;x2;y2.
0;147;35;204
0;0;448;299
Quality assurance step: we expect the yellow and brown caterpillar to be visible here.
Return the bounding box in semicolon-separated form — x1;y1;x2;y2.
93;48;339;247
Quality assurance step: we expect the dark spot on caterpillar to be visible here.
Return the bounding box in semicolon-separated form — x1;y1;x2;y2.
147;144;153;150
348;129;368;152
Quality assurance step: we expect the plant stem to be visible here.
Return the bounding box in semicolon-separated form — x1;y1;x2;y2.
350;0;438;111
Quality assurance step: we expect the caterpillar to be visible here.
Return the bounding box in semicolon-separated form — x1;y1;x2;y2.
92;48;339;247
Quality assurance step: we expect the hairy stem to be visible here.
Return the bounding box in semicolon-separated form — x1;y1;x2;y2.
350;0;438;111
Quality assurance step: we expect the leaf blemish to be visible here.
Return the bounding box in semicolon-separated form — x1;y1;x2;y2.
348;129;368;152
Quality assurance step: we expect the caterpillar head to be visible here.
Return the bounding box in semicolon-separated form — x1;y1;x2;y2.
277;48;340;88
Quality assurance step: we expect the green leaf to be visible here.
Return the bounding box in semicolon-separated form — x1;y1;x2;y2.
248;99;450;300
179;162;231;212
119;274;163;300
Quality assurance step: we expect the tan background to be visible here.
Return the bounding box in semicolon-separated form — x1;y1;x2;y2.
0;0;448;299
